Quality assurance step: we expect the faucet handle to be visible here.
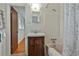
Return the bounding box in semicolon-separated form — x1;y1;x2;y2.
51;38;57;43
51;38;57;40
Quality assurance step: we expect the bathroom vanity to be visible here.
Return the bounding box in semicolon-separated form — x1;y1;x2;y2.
27;33;45;56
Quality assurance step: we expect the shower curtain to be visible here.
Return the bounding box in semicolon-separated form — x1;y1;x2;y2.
63;4;79;56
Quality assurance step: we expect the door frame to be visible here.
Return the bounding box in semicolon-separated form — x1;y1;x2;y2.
6;4;28;56
10;6;18;54
0;31;2;56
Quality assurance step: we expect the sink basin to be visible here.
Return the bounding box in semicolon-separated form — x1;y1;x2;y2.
27;32;45;37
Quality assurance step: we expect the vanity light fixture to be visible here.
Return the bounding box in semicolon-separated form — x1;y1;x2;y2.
31;3;41;12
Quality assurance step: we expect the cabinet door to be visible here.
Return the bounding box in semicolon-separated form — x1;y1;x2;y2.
34;37;44;56
28;37;35;56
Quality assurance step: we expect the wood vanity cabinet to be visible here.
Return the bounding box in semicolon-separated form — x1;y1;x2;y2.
28;36;45;56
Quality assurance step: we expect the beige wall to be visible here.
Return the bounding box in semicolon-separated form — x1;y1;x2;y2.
43;4;64;50
0;3;64;55
25;3;64;55
25;4;46;55
0;4;7;55
44;4;60;43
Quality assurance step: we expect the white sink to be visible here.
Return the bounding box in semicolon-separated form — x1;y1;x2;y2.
27;32;45;37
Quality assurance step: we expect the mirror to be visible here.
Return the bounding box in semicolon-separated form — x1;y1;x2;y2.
32;12;40;23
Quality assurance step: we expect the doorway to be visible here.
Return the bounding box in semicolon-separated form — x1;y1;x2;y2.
10;6;25;56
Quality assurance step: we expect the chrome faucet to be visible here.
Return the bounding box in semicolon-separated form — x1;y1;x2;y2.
51;39;57;47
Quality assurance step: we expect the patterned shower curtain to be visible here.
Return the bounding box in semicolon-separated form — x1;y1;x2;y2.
74;4;79;56
63;3;79;56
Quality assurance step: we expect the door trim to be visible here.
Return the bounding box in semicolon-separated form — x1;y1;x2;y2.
10;7;18;54
6;4;27;56
0;31;2;56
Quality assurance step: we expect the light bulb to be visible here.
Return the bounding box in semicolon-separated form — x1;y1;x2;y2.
31;3;41;12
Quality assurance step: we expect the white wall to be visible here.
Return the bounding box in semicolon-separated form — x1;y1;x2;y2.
4;3;32;55
25;7;45;33
25;4;46;55
14;6;25;44
0;3;64;55
0;4;7;56
44;4;64;51
44;4;60;43
0;4;6;55
25;4;31;55
25;3;64;55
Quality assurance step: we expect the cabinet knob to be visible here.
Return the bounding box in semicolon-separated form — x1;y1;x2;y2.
32;45;35;48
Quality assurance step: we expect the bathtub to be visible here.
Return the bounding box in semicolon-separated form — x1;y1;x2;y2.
45;44;62;56
48;47;61;56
